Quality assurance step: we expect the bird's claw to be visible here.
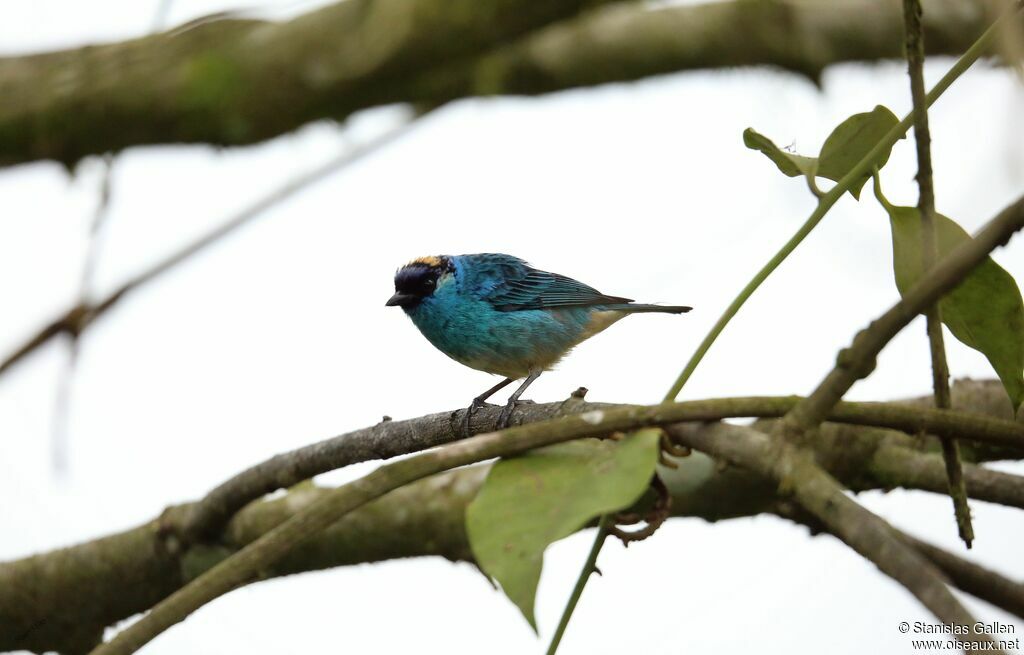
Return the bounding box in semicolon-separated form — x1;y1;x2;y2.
496;399;531;430
459;398;487;438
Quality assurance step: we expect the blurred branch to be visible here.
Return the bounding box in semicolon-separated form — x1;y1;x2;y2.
0;0;611;167
871;444;1024;509
0;0;1013;167
0;116;421;380
53;156;114;474
2;381;1021;654
50;1;176;473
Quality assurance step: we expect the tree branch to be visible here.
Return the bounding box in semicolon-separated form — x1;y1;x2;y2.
778;191;1024;439
177;392;1024;543
2;381;1020;654
903;0;973;547
871;444;1024;509
733;189;1024;649
678;422;999;650
0;0;612;168
771;500;1024;619
0;0;1010;167
0;115;421;379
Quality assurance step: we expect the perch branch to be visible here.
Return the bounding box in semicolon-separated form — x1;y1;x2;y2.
2;381;1020;654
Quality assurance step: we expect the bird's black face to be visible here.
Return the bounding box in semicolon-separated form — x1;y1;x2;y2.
386;257;450;309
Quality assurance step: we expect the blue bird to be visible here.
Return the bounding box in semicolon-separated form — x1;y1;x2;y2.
386;254;691;431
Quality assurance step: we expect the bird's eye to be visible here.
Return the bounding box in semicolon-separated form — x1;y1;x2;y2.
425;279;436;287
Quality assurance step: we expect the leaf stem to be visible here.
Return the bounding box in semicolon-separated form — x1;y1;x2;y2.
663;4;1021;402
545;515;612;655
902;0;973;547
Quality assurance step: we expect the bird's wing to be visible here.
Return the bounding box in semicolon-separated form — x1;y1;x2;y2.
485;263;632;312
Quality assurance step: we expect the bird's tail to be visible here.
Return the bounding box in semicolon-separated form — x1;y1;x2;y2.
604;303;692;314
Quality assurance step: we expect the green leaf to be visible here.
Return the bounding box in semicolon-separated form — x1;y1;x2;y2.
742;128;818;178
818;105;900;199
887;205;1024;413
466;430;660;629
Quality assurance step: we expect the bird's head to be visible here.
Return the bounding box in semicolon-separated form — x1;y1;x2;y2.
386;256;455;310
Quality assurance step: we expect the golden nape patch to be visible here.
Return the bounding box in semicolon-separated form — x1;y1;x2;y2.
410;256;443;267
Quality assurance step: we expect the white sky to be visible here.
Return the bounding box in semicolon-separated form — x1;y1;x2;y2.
1;2;1023;654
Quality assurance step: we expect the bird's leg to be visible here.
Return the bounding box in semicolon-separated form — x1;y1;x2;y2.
496;370;542;430
461;377;515;437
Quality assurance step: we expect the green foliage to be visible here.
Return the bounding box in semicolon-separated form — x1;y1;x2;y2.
466;430;661;629
742;128;817;178
817;106;900;198
883;201;1024;413
743;106;900;198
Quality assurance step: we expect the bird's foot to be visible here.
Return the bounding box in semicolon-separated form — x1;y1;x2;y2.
460;397;489;438
496;398;534;430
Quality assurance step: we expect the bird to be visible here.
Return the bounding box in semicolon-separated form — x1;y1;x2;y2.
386;253;691;433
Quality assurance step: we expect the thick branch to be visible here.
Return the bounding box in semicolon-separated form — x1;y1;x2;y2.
679;422;997;650
871;444;1024;508
179;392;1024;542
749;192;1024;648
2;382;1019;654
98;401;762;654
0;0;1007;167
772;501;1024;619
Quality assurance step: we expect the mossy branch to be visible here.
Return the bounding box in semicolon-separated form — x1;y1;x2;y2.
104;206;1024;655
2;381;1020;654
0;0;1010;167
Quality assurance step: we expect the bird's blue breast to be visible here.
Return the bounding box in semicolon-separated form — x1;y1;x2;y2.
403;256;593;379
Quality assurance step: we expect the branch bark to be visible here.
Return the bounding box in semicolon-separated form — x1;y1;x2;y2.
713;190;1024;650
681;422;998;651
178;392;1024;543
2;381;1020;654
903;0;973;547
0;0;1008;167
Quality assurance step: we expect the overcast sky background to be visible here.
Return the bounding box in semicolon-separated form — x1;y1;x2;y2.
1;2;1023;654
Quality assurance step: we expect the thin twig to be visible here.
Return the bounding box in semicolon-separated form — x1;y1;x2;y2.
52;0;180;474
902;0;974;548
52;156;115;474
663;1;1024;401
0;115;422;379
751;191;1024;648
777;192;1024;438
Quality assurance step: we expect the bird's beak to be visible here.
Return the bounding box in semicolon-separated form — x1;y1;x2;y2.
386;292;416;307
